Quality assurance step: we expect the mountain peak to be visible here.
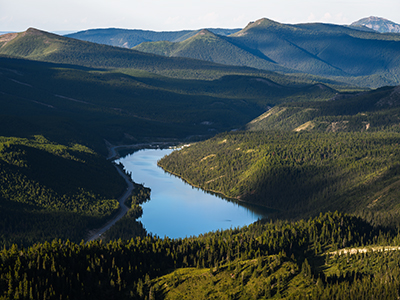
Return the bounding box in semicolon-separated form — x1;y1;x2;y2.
233;18;284;37
26;27;45;35
351;16;400;33
195;29;215;36
246;18;281;28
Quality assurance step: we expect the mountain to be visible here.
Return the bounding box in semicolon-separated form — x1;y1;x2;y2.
351;16;400;33
134;29;291;73
134;18;400;88
66;27;241;48
0;27;285;81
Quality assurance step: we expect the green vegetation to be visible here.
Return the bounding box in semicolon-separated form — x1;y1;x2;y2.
0;55;340;151
134;18;400;88
134;29;291;73
0;28;277;81
159;85;400;228
246;85;400;132
159;130;400;226
2;212;400;299
1;21;400;299
66;28;241;48
101;183;151;242
0;135;126;248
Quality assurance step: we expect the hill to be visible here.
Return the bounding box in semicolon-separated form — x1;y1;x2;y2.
158;85;400;225
0;135;126;247
0;28;269;81
246;85;400;132
134;29;291;73
134;18;400;88
66;27;241;48
0;56;341;148
351;16;400;33
159;130;400;225
2;212;400;299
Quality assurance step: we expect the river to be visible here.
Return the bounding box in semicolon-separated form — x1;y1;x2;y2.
116;148;268;239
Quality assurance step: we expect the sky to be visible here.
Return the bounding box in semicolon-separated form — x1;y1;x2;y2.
1;0;400;33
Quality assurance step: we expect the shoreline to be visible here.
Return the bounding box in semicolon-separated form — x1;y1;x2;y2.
86;140;181;242
87;140;273;242
158;162;277;213
85;144;135;242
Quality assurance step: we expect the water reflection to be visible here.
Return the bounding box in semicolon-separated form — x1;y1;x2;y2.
116;148;269;239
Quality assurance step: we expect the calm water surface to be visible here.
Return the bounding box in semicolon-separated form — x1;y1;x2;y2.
117;149;267;239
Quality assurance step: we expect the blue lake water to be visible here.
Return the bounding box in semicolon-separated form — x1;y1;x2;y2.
116;148;268;239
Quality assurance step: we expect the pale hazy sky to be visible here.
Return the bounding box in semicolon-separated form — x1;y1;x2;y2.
1;0;400;33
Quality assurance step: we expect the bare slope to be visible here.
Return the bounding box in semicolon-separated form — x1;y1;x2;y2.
351;16;400;33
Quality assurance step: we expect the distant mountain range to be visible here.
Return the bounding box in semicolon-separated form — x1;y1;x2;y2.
0;27;266;81
1;17;400;88
66;28;241;48
64;16;400;50
351;16;400;33
134;18;400;87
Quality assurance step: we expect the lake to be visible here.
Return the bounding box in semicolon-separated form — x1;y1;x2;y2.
116;148;268;239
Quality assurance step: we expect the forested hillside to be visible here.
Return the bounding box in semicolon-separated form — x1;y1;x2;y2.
0;135;126;247
2;212;400;299
134;29;291;74
159;130;400;226
159;85;400;226
246;85;400;132
0;56;341;149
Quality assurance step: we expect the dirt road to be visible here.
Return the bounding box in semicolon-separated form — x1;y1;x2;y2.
86;146;133;242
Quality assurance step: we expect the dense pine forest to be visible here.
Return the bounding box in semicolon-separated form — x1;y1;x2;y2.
2;212;400;299
0;135;126;247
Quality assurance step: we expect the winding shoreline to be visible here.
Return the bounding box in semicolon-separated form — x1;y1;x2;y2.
86;140;180;242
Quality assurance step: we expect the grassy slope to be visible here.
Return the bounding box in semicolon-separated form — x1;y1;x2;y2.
0;56;259;147
154;247;400;299
246;86;400;132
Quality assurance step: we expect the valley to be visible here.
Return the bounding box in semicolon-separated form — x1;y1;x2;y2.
1;18;400;299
